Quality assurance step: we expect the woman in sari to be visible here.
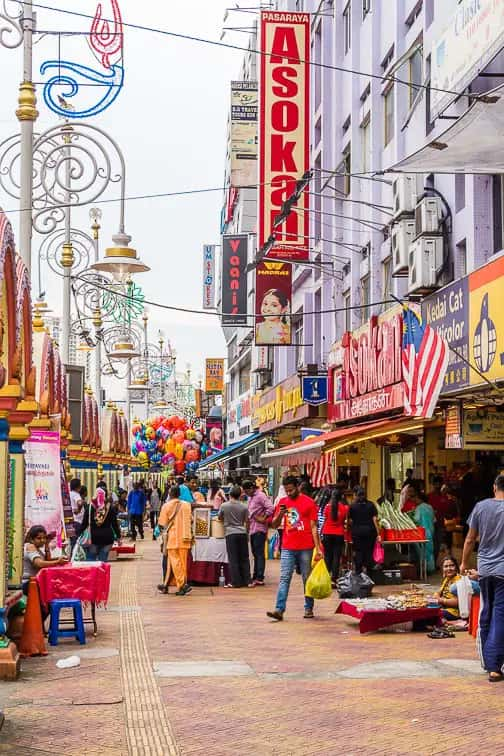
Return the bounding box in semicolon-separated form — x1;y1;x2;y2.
409;485;436;573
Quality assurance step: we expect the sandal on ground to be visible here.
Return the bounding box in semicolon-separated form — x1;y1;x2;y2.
266;610;284;621
427;627;454;639
488;672;504;683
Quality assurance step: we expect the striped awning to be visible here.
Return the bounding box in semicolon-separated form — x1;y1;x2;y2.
307;453;335;488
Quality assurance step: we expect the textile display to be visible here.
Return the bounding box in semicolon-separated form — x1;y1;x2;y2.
36;563;111;606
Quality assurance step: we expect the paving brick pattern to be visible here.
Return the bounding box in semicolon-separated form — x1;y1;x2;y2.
1;538;504;755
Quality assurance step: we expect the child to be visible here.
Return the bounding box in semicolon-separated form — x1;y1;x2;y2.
256;289;290;344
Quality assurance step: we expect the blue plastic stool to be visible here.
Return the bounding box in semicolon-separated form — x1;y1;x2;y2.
48;599;86;646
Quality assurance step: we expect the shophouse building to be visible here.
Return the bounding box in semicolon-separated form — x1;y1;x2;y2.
221;0;504;499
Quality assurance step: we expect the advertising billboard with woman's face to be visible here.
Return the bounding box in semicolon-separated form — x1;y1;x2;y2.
255;261;292;346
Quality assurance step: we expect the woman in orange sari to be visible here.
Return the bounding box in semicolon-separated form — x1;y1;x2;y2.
158;485;193;595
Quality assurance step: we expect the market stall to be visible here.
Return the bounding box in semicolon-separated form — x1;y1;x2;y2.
336;588;442;634
188;508;230;585
36;562;111;636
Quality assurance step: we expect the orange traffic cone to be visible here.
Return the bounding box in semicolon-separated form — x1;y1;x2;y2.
18;578;48;658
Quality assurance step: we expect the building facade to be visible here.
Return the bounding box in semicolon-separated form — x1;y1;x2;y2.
220;0;504;495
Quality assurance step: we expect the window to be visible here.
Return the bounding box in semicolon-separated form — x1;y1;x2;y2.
343;290;351;332
382;257;392;303
455;173;466;213
239;365;250;395
314;289;322;366
362;0;371;19
361;116;371;174
455;239;467;279
343;144;351;195
343;2;351;54
294;314;304;367
360;276;370;324
381;45;394;72
408;48;423;106
405;0;422;28
384;86;394;147
342;114;351;134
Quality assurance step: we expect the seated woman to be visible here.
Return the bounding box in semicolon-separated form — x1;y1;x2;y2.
434;556;462;620
23;526;68;591
23;526;68;619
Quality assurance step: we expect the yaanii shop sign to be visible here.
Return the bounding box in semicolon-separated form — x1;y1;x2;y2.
328;311;404;423
253;374;316;432
258;11;310;260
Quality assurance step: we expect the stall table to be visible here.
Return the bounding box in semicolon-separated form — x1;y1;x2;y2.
36;563;111;636
189;538;230;586
382;539;429;581
336;600;441;634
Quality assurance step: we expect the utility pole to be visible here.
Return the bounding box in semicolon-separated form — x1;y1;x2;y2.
16;0;37;273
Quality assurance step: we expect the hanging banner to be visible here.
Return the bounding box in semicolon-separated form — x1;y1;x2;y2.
202;244;216;310
431;0;504;119
445;404;463;449
24;430;65;541
231;81;258;188
221;234;248;325
259;11;310;260
205;358;225;395
255;261;292;345
206;417;223;451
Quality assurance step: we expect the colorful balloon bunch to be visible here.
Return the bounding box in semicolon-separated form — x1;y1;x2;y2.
131;416;210;472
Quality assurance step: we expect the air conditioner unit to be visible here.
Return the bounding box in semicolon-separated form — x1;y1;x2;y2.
392;174;423;219
415;197;442;237
391;218;416;274
408;237;444;294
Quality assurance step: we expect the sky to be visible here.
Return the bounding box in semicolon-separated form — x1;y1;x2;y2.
0;0;245;384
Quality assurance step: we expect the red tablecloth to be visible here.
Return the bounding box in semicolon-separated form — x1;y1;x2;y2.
336;600;441;634
36;563;111;606
187;552;230;586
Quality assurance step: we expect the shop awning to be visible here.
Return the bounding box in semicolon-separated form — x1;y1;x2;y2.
261;418;426;467
198;432;264;471
388;85;504;174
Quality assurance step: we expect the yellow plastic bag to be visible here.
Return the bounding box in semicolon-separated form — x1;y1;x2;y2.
305;556;332;600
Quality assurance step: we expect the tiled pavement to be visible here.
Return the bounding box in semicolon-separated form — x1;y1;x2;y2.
1;537;503;755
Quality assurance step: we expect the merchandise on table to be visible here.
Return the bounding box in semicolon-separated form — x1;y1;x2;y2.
376;500;425;541
385;586;429;610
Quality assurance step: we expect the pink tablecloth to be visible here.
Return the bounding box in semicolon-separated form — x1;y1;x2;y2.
36;564;111;606
335;600;441;634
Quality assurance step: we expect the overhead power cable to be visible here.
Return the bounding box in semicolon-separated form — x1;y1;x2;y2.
21;1;497;102
74;272;396;318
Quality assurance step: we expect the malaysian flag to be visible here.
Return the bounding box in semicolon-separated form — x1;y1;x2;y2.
402;305;449;418
307;453;335;488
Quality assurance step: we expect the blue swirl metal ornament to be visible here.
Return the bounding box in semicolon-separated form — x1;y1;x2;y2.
39;60;124;119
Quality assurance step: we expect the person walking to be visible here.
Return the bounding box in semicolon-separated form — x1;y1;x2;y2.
461;474;504;682
349;486;380;574
127;481;146;541
149;485;161;539
267;476;323;621
243;479;273;586
82;487;120;562
218;485;252;588
321;486;349;585
158;485;193;596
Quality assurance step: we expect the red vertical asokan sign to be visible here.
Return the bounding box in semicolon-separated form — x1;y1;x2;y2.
259;11;310;261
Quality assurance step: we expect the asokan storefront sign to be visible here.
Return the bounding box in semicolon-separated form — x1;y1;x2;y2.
259;11;310;260
328;311;404;423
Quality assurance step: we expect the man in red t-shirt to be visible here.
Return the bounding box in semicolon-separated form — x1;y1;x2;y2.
266;475;323;621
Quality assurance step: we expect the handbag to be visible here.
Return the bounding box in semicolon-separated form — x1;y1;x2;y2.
159;501;182;554
78;503;93;547
373;541;385;565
